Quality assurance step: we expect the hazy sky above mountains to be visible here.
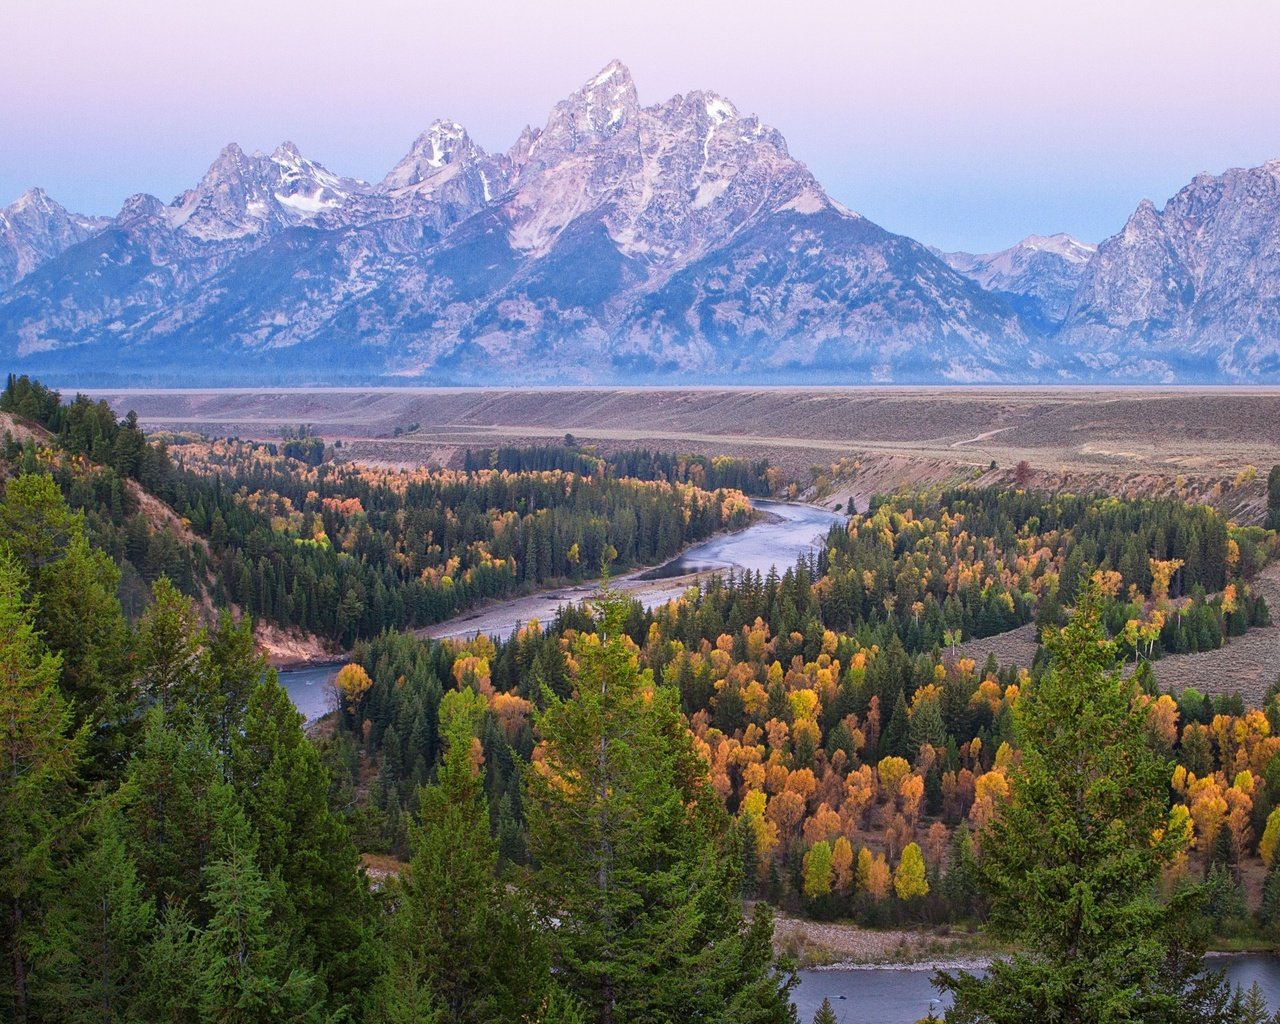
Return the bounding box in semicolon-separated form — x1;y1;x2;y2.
5;0;1276;252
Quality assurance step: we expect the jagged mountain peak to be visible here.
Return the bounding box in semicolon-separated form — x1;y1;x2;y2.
8;66;1278;386
116;193;168;224
7;187;54;213
942;232;1098;329
1120;198;1163;237
690;90;738;124
1;187;109;289
165;140;363;239
504;63;830;262
383;120;486;191
1059;156;1280;378
578;59;638;128
271;140;305;164
533;60;641;156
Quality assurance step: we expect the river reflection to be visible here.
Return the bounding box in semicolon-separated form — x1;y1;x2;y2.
640;499;843;579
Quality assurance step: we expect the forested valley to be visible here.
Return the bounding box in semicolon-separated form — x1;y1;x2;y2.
2;373;761;640
6;374;1280;1022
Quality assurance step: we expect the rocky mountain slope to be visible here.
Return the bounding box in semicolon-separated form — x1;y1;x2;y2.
1057;160;1280;381
0;62;1029;384
0;188;106;290
2;63;1278;385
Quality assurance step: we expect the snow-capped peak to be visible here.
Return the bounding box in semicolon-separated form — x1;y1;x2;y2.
383;120;483;191
1018;233;1096;263
271;141;304;166
165;140;361;238
701;93;737;123
419;121;470;165
572;59;639;135
588;59;632;90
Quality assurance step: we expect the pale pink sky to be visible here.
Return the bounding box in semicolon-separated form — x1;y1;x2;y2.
4;0;1277;252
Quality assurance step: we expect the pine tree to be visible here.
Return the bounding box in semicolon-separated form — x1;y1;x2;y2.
230;674;376;1010
0;474;80;588
208;613;266;761
197;839;325;1024
879;691;910;759
123;710;236;914
32;816;155;1024
35;533;132;775
1261;855;1280;940
907;695;946;758
540;985;590;1024
941;822;980;921
0;554;84;1024
375;687;546;1024
133;578;213;718
0;476;132;775
812;998;838;1024
525;586;795;1024
1235;982;1274;1024
135;904;203;1024
937;581;1233;1023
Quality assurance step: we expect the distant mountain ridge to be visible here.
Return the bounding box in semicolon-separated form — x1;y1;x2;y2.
940;234;1096;331
2;62;1278;385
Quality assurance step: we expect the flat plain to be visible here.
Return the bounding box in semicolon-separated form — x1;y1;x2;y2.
87;386;1280;467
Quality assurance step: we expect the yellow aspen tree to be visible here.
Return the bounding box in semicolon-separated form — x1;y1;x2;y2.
856;846;873;893
894;842;930;901
803;841;834;900
1260;808;1280;868
865;853;892;902
333;662;372;710
831;837;855;895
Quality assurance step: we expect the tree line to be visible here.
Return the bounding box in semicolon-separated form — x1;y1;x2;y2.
462;442;777;495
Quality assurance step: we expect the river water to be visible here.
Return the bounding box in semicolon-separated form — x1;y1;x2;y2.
639;499;842;579
277;661;340;723
791;955;1280;1023
279;499;846;715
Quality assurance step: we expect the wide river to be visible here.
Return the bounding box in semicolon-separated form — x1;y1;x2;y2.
278;499;845;720
791;955;1280;1022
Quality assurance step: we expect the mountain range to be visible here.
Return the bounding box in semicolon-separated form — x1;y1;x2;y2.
2;61;1278;385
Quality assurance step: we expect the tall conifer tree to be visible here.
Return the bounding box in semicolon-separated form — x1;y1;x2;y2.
525;586;795;1024
374;687;546;1024
0;555;84;1024
938;581;1233;1023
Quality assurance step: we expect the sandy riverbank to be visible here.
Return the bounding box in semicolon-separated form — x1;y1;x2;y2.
770;910;997;970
